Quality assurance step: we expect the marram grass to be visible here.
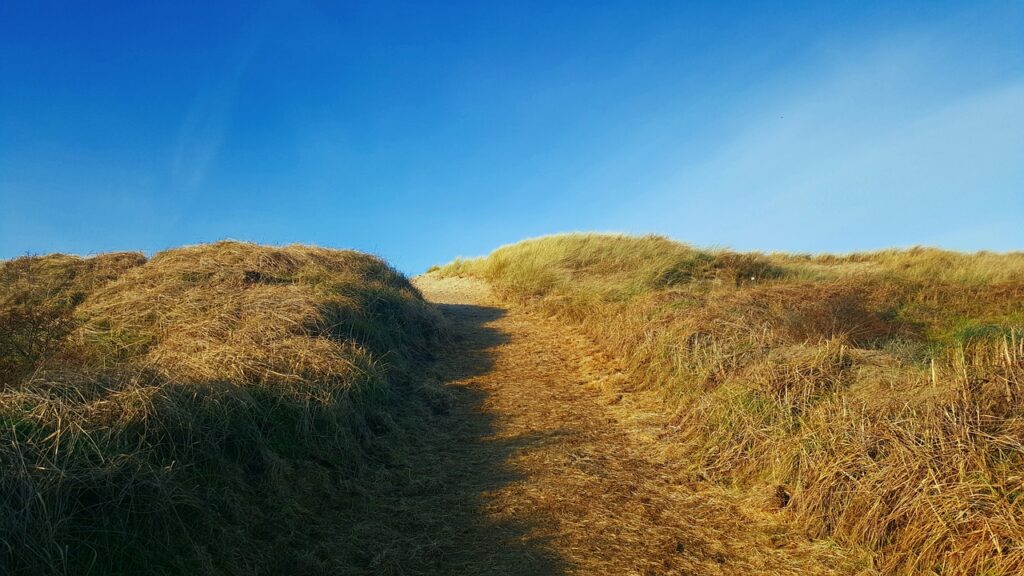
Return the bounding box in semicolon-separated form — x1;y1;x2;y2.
436;233;1024;575
1;241;444;575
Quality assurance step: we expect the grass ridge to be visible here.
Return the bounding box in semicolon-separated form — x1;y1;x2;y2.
436;232;1024;575
1;241;445;575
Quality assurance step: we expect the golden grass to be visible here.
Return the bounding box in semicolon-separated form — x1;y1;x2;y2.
417;274;870;574
436;233;1024;575
1;242;444;574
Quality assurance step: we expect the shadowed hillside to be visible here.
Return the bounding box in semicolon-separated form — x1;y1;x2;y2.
436;233;1024;575
0;242;449;574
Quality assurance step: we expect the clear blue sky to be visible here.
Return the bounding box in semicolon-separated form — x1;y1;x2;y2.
2;1;1022;272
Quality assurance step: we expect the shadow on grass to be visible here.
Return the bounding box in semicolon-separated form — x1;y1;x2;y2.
327;303;566;575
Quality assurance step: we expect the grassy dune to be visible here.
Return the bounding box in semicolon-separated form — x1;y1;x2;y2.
1;242;443;575
437;233;1024;575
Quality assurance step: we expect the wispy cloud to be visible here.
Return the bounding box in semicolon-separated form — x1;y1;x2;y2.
636;27;1024;251
171;5;279;192
172;71;243;192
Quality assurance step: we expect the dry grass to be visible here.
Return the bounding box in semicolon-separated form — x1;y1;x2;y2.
1;242;444;575
436;233;1024;575
417;274;870;574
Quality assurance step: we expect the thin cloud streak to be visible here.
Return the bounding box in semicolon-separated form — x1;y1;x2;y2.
634;30;1024;252
171;4;280;193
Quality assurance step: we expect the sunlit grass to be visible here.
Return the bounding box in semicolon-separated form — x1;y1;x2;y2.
437;232;1024;575
1;242;444;575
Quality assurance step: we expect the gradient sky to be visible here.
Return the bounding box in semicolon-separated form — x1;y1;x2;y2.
2;1;1022;272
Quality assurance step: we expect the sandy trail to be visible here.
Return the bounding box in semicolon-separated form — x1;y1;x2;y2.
411;274;862;575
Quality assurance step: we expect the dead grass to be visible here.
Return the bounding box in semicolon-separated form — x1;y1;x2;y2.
1;242;444;575
436;233;1024;575
416;274;869;574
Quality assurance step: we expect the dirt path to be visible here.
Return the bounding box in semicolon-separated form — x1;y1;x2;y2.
410;275;864;575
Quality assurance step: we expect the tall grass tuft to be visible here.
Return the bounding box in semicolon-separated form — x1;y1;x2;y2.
1;242;444;575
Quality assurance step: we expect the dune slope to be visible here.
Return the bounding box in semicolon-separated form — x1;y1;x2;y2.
1;242;443;575
436;233;1024;575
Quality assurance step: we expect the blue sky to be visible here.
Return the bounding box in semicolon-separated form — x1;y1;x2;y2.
2;1;1022;272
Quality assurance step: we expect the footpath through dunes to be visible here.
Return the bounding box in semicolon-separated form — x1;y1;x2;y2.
415;274;867;576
